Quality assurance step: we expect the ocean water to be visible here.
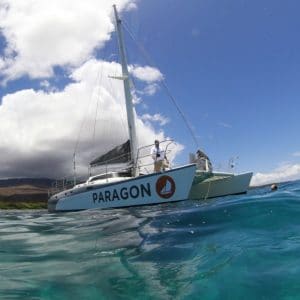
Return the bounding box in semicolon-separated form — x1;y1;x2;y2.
1;181;300;300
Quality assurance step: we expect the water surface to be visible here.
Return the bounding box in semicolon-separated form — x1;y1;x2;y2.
1;181;300;299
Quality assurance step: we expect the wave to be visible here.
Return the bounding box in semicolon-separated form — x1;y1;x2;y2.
1;182;300;298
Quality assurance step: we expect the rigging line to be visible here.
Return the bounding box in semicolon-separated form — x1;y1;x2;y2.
92;61;105;151
160;81;199;148
92;98;100;149
73;61;103;157
91;22;114;153
108;76;128;140
122;20;199;148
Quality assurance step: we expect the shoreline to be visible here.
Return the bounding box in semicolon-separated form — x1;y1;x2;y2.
0;200;47;209
0;182;51;209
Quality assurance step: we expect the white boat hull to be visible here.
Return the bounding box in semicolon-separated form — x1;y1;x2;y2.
189;171;253;200
48;164;196;212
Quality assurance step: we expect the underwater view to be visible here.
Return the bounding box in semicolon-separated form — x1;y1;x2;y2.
1;181;300;299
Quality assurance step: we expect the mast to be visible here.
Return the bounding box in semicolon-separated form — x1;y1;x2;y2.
113;5;138;177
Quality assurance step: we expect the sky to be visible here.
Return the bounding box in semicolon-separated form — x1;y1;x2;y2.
0;0;300;185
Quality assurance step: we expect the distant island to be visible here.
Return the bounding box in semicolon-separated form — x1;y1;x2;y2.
0;178;53;209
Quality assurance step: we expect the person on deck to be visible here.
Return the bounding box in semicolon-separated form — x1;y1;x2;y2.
151;140;168;172
195;149;213;172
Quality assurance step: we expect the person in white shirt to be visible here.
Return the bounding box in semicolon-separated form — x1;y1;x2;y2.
151;140;168;172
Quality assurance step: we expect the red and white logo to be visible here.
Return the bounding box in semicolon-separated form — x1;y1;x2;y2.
156;175;176;199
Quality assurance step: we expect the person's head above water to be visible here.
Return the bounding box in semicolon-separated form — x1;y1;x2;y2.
271;184;278;191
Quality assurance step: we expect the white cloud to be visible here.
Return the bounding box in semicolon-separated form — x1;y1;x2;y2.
124;2;137;11
0;2;184;179
218;121;232;128
143;83;160;96
141;113;170;126
40;80;50;88
0;0;136;81
292;151;300;157
130;65;164;83
251;163;300;186
39;79;58;93
130;65;163;97
0;59;181;178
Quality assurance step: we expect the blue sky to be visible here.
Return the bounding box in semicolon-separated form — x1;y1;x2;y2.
119;0;300;176
0;0;300;184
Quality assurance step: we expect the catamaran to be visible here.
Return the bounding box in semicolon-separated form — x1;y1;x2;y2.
48;5;196;212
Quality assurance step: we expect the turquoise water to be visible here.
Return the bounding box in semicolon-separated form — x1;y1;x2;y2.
1;181;300;299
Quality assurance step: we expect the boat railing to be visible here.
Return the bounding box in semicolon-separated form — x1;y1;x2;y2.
135;139;176;174
48;176;86;196
89;163;132;178
88;139;176;176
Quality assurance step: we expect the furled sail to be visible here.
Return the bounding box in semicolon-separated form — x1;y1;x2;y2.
90;140;131;167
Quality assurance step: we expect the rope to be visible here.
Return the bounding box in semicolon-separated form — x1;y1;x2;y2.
204;180;211;201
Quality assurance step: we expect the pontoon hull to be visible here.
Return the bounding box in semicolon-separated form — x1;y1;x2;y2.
189;171;253;200
48;164;196;212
